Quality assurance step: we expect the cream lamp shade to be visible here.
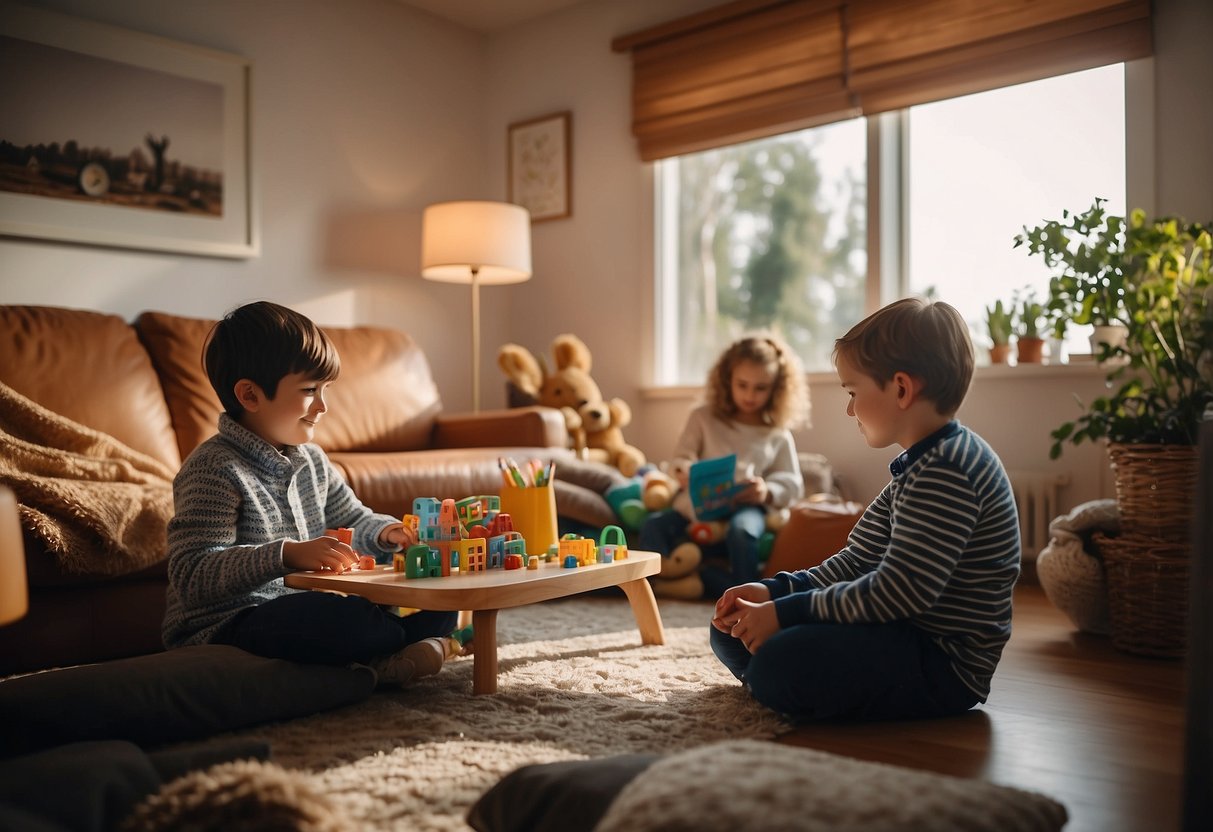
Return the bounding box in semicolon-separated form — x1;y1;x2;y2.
420;200;532;411
421;200;532;285
0;486;29;626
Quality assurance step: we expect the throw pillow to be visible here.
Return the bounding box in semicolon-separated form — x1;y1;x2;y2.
0;645;376;756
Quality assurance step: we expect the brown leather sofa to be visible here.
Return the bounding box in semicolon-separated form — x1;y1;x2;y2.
0;305;619;674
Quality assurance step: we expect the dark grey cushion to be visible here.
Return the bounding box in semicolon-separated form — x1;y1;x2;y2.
0;645;376;756
466;754;658;832
0;738;271;832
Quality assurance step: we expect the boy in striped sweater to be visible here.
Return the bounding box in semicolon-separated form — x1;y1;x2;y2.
711;298;1020;721
163;301;458;686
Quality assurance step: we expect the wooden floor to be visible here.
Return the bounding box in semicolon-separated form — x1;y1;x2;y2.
777;583;1186;832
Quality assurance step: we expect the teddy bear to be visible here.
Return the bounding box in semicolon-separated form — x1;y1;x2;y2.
497;334;646;477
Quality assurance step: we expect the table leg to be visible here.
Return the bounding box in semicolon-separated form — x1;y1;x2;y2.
619;577;665;646
471;608;499;694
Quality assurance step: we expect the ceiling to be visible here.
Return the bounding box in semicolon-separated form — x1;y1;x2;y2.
392;0;591;33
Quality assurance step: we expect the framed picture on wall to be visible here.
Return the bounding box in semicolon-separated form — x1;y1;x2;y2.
508;111;571;223
0;2;258;258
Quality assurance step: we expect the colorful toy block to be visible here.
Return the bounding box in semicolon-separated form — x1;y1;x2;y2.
598;524;629;562
558;533;597;567
325;527;354;547
404;544;442;578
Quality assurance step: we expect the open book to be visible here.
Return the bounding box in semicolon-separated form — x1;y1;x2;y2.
688;454;748;521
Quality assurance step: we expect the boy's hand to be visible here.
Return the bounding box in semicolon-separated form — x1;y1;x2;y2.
729;598;779;653
283;537;357;573
379;522;417;550
712;581;771;631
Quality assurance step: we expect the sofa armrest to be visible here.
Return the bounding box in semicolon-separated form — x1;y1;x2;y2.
432;407;567;449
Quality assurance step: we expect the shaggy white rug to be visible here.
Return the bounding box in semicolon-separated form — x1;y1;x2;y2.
228;596;786;831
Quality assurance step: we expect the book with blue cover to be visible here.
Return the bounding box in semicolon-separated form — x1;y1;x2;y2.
688;454;748;521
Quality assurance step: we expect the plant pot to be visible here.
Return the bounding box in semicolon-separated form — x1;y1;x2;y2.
1016;337;1045;364
1045;336;1066;364
989;344;1010;364
1089;324;1129;362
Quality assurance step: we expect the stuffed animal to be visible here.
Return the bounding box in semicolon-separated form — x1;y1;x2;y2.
498;334;646;477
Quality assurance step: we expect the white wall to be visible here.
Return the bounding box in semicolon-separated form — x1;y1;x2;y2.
3;0;1209;509
0;0;497;411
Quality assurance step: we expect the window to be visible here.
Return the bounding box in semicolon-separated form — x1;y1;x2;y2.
656;64;1127;381
906;64;1126;362
656;118;867;385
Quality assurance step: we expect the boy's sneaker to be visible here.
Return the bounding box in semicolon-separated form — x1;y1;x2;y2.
369;651;418;687
660;541;702;578
401;638;448;678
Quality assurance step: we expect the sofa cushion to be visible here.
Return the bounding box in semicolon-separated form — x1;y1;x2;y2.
330;447;617;527
132;311;222;462
0;306;181;470
0;645;377;757
135;311;443;460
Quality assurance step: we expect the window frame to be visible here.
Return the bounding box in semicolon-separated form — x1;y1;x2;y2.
649;57;1155;388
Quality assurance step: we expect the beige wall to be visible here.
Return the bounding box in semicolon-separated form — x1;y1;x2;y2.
2;0;1210;511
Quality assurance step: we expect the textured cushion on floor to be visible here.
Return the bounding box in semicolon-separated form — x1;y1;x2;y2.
0;645;376;757
467;754;658;832
594;740;1068;832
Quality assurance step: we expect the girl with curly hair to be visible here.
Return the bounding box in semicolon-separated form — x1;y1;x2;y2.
641;334;810;599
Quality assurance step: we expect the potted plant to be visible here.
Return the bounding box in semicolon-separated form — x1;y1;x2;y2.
1015;198;1129;358
1045;301;1068;364
984;300;1012;364
1014;290;1045;364
1048;206;1212;657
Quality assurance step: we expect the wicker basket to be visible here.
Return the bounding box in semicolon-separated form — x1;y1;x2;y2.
1094;532;1189;658
1107;443;1199;542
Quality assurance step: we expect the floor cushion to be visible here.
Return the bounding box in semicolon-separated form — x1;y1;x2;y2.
471;740;1067;832
0;644;376;757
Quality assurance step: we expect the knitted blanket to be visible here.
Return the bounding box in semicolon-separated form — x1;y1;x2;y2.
0;381;175;576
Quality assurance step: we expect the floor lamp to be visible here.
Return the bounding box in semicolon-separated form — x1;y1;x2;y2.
421;201;532;412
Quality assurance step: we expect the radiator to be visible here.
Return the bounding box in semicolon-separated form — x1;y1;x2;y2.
1006;470;1071;560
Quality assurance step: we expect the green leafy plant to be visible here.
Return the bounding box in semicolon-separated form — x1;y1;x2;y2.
1049;209;1213;458
1015;198;1127;329
985;300;1013;347
1014;290;1044;339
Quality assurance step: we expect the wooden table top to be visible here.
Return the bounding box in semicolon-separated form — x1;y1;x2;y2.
284;549;661;612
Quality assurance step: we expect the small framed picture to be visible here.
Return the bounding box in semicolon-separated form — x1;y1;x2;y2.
508;111;571;223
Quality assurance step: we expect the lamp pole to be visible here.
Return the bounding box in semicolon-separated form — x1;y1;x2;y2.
470;265;481;413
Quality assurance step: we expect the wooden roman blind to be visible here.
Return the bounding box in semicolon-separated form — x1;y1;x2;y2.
611;0;855;162
613;0;1152;161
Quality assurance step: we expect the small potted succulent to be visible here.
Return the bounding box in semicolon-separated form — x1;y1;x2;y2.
984;300;1013;364
1014;290;1045;364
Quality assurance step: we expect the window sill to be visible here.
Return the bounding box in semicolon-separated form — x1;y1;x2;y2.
640;360;1108;400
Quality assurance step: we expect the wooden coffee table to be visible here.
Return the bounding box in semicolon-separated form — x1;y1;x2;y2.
284;549;665;694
